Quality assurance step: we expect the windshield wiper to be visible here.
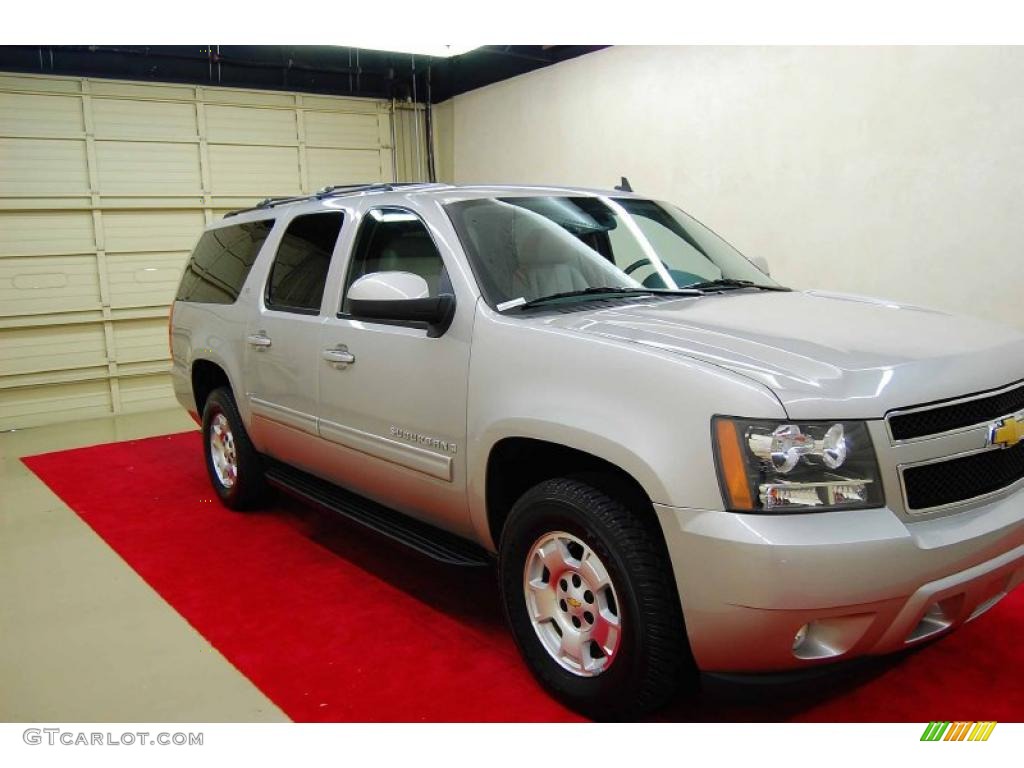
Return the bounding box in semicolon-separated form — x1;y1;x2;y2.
684;278;789;292
505;286;701;311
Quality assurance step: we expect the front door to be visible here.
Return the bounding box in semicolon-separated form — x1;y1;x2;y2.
243;210;344;467
315;206;473;537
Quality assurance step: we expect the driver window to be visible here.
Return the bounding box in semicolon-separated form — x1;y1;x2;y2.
341;207;450;314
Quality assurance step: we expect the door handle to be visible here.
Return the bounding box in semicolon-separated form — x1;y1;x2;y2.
246;332;272;348
322;346;355;367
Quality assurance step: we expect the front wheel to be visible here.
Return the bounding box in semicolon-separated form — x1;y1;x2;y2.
201;386;266;510
499;478;697;719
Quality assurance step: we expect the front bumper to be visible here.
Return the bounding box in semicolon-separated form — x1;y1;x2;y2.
655;487;1024;672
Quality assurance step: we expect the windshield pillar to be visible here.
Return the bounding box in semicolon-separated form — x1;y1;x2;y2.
599;196;678;289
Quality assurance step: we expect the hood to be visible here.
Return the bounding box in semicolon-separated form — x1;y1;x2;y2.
540;289;1024;418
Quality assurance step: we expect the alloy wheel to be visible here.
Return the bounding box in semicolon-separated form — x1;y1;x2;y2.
523;531;622;677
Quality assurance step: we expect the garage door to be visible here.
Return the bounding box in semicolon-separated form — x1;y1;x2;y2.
0;72;419;430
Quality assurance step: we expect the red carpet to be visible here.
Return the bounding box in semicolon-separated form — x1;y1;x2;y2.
22;432;1024;722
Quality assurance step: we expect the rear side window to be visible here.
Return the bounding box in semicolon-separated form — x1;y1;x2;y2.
176;220;274;304
266;212;344;314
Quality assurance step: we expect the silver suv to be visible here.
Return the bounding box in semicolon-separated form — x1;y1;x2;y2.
170;182;1024;719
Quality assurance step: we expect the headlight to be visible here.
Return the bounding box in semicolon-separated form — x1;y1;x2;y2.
712;417;884;512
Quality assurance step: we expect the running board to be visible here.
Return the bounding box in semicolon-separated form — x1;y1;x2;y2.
263;459;492;567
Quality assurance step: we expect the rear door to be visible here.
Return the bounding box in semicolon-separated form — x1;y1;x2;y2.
314;204;474;537
243;210;344;467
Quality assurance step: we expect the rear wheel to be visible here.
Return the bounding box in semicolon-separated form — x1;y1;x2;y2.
499;477;697;719
201;386;266;510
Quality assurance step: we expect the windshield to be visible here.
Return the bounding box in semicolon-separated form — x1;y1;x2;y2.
444;195;781;309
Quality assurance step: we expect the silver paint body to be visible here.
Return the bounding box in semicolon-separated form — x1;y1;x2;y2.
171;184;1024;672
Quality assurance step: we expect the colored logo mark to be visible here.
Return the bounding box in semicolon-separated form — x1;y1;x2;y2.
921;722;997;741
989;413;1024;449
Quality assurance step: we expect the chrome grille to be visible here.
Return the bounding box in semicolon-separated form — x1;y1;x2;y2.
903;441;1024;510
887;381;1024;514
888;381;1024;441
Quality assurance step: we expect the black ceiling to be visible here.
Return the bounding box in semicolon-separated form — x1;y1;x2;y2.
0;45;606;103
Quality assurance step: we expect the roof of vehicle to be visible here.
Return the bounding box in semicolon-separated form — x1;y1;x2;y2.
221;181;641;222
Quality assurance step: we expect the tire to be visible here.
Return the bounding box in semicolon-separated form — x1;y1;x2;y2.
499;477;697;720
201;386;267;510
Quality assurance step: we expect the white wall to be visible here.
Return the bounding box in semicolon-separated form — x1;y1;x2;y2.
441;46;1024;330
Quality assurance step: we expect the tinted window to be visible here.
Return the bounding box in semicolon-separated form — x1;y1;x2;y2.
341;208;449;314
266;212;344;313
176;220;274;304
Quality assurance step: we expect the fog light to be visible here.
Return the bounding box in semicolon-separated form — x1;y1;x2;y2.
793;623;809;650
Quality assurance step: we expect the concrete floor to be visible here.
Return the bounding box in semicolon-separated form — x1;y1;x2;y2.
0;409;289;722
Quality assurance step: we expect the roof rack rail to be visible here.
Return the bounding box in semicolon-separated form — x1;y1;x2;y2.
314;183;392;198
223;182;440;218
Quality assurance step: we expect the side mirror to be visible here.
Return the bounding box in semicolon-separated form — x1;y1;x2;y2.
347;271;455;337
751;255;771;276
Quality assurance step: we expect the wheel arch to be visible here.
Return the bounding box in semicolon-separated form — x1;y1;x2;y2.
190;357;235;418
479;427;670;551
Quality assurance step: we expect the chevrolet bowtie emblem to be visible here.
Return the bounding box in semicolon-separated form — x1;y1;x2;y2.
989;413;1024;449
567;597;582;608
